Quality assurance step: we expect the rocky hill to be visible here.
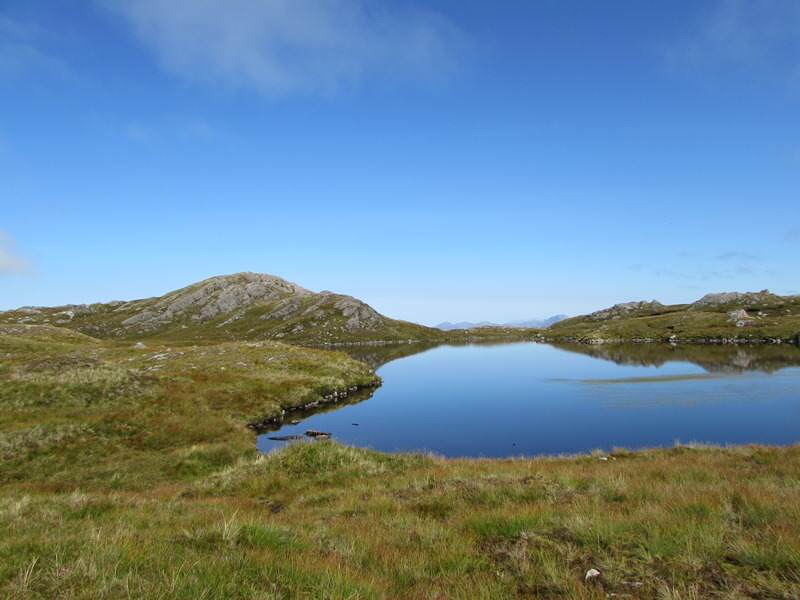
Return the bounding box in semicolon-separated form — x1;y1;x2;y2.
548;290;800;343
0;272;439;344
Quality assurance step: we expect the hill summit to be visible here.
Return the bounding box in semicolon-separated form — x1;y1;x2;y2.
0;272;436;344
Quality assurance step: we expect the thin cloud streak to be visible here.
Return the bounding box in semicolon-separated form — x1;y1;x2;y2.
101;0;465;96
0;231;30;274
715;251;762;262
663;0;800;87
0;16;71;79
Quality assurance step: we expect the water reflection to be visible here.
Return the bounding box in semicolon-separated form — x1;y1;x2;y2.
345;340;800;374
548;341;800;374
258;341;800;457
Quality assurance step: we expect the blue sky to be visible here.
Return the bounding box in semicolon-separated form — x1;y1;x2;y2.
1;0;799;324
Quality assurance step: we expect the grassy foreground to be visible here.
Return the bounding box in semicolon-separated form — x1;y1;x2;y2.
2;326;800;598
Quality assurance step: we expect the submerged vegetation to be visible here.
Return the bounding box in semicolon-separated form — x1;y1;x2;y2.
2;323;800;597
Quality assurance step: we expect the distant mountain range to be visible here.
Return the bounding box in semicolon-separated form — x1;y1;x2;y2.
435;315;568;331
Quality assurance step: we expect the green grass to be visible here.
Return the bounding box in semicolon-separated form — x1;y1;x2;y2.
548;296;800;343
0;324;377;490
3;441;800;598
2;325;800;598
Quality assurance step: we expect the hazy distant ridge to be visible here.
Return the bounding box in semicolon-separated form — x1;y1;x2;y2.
436;315;568;331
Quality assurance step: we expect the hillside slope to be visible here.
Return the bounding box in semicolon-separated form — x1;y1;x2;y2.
0;272;439;344
548;290;800;343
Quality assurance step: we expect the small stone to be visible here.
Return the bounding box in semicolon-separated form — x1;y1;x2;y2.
132;342;146;349
585;568;601;583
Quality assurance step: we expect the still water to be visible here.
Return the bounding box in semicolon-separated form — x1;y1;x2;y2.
257;342;800;457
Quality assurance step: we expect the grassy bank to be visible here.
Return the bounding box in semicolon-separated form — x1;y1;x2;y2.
2;325;800;598
0;324;376;490
547;296;800;344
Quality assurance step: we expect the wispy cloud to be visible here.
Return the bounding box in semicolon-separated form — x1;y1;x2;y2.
637;249;775;284
100;0;465;97
0;231;29;274
123;122;153;143
0;15;70;79
120;116;226;144
654;264;770;282
714;251;762;262
664;0;800;87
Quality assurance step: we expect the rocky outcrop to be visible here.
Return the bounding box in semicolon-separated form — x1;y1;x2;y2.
121;273;312;329
331;294;385;330
586;301;664;321
0;271;439;343
727;309;754;327
691;290;780;309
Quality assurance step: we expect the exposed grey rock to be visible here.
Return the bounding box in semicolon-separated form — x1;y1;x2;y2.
692;290;778;308
333;295;385;330
728;309;754;328
121;273;312;329
0;271;432;342
261;297;304;321
587;301;663;321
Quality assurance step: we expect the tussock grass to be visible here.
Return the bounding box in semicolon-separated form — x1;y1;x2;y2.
2;443;800;597
2;327;800;597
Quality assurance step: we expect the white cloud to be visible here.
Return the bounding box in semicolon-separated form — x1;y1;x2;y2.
101;0;464;96
664;0;800;82
0;231;29;274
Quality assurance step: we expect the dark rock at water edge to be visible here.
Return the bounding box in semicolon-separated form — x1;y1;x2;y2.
305;430;331;438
